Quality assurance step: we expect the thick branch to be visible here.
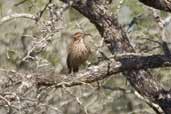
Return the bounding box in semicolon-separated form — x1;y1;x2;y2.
139;0;171;12
37;54;171;87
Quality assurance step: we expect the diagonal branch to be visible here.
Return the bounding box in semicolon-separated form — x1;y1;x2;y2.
139;0;171;12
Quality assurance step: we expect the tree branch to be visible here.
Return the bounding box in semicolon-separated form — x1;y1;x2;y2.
37;54;171;87
0;13;36;26
139;0;171;12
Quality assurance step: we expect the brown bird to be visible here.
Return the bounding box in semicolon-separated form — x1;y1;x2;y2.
67;32;91;73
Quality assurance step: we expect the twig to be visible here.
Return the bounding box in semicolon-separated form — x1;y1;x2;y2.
36;0;53;22
0;95;12;114
134;91;164;114
0;13;36;26
102;85;132;93
151;8;171;56
14;0;29;7
62;85;88;114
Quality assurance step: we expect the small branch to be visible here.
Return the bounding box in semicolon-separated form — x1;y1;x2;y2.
14;0;29;7
36;0;53;22
134;91;164;114
0;13;36;26
151;8;171;56
0;95;12;114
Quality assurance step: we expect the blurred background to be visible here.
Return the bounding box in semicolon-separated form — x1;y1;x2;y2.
0;0;171;114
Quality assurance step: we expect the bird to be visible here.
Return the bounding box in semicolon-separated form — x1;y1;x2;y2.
67;32;91;73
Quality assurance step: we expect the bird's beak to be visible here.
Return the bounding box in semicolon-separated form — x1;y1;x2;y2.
84;33;92;37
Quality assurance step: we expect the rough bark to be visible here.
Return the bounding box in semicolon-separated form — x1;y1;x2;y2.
37;54;171;88
139;0;171;12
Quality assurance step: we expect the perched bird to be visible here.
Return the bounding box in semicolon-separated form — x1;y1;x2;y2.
67;32;91;73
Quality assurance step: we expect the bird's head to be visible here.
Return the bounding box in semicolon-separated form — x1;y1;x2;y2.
72;32;91;41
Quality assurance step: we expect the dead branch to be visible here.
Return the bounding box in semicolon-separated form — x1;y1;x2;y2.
0;13;36;26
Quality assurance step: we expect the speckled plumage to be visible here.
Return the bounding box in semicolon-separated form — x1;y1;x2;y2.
67;32;90;73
